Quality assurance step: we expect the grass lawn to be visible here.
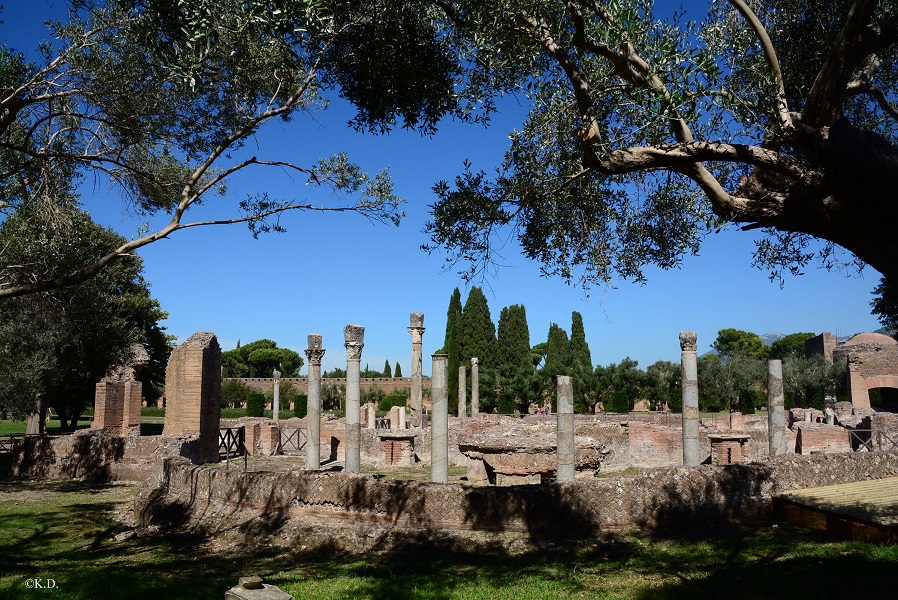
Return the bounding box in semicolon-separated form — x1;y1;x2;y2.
0;478;897;599
0;419;93;437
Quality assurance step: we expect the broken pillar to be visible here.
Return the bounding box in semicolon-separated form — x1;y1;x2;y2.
458;365;466;418
408;312;425;427
767;359;788;457
471;357;480;416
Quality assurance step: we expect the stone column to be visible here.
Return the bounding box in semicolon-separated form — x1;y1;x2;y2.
344;325;365;473
272;369;281;423
305;334;325;469
398;406;407;429
458;365;467;418
471;357;480;416
767;359;787;457
556;375;575;483
431;353;449;483
408;312;426;428
680;331;701;466
367;402;376;429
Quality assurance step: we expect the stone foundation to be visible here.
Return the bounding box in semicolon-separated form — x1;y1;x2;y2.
137;451;898;537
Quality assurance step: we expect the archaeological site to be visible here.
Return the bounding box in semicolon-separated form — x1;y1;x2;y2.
5;319;898;546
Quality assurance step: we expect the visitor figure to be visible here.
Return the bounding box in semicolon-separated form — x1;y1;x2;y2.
544;402;551;415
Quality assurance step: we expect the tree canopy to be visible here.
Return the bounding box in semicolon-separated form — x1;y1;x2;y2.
0;201;171;427
1;0;488;298
222;339;303;378
425;0;898;288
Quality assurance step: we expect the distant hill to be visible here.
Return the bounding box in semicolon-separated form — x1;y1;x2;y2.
759;332;785;346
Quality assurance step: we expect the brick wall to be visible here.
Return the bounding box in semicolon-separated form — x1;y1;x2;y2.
163;332;221;463
227;377;429;395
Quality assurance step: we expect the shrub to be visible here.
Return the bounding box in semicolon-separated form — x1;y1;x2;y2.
378;391;408;413
141;406;165;418
498;395;516;415
293;393;308;419
246;391;265;417
221;379;249;409
608;390;630;414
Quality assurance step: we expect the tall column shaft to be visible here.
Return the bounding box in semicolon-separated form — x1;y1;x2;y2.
471;357;480;416
408;312;426;428
305;334;325;469
680;332;701;466
344;325;365;473
431;354;449;483
556;375;575;483
767;359;787;457
458;365;467;418
272;370;281;423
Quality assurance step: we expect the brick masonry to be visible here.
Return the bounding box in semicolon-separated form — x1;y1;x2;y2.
163;332;222;463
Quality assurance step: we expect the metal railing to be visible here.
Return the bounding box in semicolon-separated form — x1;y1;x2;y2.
279;426;306;454
848;429;898;453
218;426;246;470
375;417;391;430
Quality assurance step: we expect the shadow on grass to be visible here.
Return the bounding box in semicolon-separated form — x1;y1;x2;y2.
3;479;898;599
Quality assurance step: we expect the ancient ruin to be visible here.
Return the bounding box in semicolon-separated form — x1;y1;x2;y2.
344;324;365;473
162;331;221;463
408;312;425;427
93;343;150;436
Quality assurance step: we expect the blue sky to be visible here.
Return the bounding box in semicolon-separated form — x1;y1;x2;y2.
3;1;884;375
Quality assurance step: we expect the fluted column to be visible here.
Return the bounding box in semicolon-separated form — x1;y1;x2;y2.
344;325;364;473
304;334;325;469
408;312;425;427
680;331;701;466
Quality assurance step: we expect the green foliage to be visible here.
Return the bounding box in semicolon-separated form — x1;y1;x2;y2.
443;288;464;409
245;391;265;418
569;312;592;367
782;356;846;408
698;354;765;413
497;304;534;412
593;358;643;414
324;367;347;378
383;360;392;378
221;379;249;409
321;382;345;412
461;287;498;411
608;390;631;414
645;360;681;412
871;277;898;337
393;363;402;378
292;393;308;419
712;329;769;360
222;339;303;378
0;202;169;428
423;0;898;289
771;333;816;360
378;391;408;413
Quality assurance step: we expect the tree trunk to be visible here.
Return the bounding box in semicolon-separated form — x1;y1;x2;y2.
25;394;48;435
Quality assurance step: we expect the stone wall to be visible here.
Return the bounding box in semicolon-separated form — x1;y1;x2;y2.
228;377;430;395
137;451;898;539
7;429;204;482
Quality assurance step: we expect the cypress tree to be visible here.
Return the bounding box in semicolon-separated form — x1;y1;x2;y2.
461;287;498;411
542;323;571;411
570;311;591;367
443;288;463;413
383;359;392;378
394;362;402;377
497;304;533;412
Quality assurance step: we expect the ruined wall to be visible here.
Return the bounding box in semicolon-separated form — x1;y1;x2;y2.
805;332;838;361
228;377;430;395
7;430;204;482
138;451;898;538
163;332;221;463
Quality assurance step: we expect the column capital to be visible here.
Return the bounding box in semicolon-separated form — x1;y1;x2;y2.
344;324;365;360
305;347;326;366
679;331;697;352
471;357;479;366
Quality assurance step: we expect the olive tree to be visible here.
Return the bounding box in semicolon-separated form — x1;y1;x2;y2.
426;0;898;287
